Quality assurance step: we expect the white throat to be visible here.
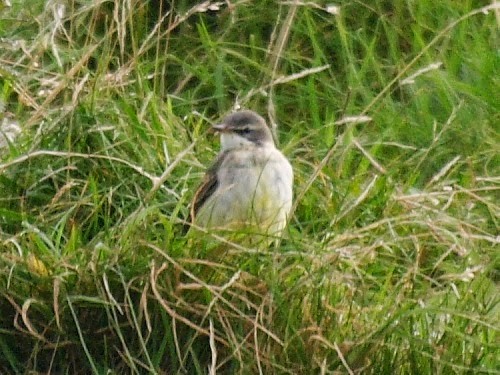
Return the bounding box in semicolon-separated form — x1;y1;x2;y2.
220;133;274;151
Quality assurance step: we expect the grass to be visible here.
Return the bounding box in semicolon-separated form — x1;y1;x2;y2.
0;0;499;373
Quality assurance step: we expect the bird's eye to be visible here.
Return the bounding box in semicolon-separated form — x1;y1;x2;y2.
235;127;251;135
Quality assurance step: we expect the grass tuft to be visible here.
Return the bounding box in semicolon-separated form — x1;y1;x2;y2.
1;0;498;373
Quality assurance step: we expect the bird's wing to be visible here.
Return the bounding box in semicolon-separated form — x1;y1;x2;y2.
190;150;229;223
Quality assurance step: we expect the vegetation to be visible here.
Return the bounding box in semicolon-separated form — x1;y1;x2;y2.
0;0;498;373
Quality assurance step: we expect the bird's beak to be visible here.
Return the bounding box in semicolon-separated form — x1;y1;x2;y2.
211;123;228;133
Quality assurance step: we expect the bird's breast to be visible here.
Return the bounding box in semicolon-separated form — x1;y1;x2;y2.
200;145;293;232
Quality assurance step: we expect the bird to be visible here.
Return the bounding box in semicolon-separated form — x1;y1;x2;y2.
190;110;293;244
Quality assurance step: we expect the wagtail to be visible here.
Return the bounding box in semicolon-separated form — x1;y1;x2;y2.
190;110;293;243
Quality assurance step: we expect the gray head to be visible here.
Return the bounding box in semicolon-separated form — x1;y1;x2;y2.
213;110;275;150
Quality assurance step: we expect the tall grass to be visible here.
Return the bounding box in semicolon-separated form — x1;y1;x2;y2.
0;0;498;373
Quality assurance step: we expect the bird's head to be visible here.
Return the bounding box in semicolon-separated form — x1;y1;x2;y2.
213;110;275;150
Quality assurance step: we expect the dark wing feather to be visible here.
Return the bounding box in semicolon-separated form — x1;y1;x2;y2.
190;151;229;223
